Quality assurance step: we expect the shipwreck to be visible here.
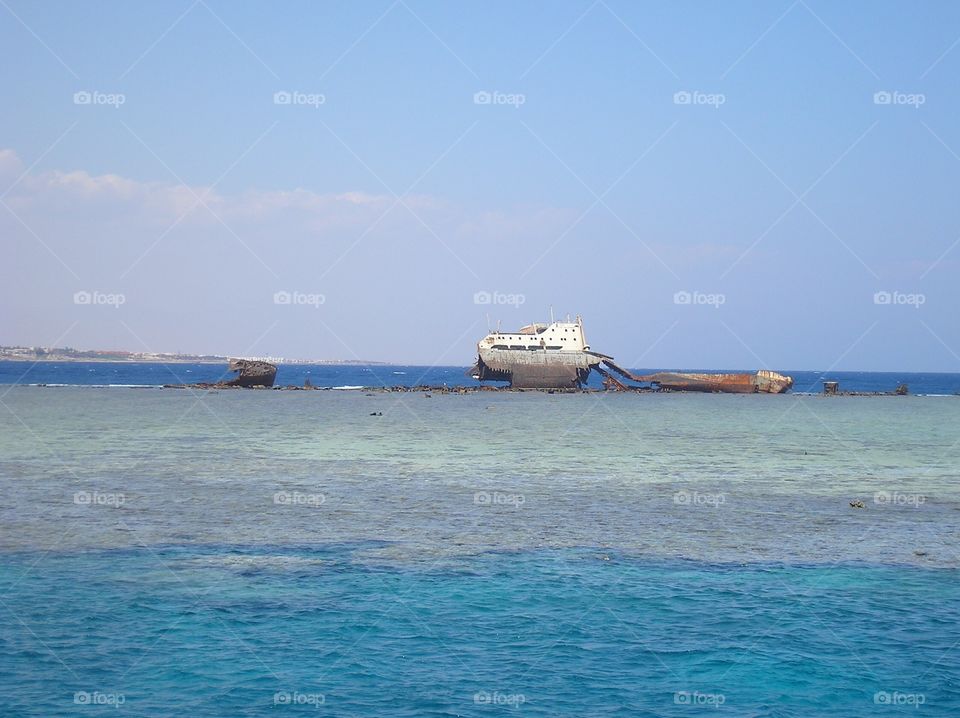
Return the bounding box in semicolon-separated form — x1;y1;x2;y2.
600;360;794;394
224;359;277;388
469;316;795;393
468;315;611;389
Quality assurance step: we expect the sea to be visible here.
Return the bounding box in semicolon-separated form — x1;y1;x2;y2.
1;363;958;715
1;360;959;394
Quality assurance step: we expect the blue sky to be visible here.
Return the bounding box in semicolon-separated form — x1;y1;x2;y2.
3;1;960;369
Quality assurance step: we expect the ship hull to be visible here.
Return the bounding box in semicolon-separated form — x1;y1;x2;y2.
224;360;277;388
637;370;793;394
472;349;605;389
226;373;277;388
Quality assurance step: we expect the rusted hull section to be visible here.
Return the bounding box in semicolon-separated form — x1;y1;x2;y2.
638;372;763;393
225;359;277;388
602;361;793;394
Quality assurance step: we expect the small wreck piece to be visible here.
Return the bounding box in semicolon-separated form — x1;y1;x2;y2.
468;315;611;389
823;379;910;397
225;359;277;388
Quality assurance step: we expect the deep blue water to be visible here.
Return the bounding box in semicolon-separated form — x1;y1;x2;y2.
1;547;957;717
3;371;959;716
1;360;957;394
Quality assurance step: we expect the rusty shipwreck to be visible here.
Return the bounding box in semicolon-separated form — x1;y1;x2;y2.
599;360;794;394
468;315;611;389
468;316;794;393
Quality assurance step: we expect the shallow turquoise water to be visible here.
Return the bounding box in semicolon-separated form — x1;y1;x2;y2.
1;548;957;716
1;387;959;715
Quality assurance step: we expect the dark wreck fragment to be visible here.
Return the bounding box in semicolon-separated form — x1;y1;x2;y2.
224;359;277;388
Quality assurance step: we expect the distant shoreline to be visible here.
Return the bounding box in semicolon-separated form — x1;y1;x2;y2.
0;357;388;365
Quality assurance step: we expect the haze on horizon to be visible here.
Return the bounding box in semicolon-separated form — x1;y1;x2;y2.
3;1;960;371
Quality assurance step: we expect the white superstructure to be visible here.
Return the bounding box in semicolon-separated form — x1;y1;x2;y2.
478;315;591;353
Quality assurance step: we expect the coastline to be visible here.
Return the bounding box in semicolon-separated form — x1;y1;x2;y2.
0;357;388;365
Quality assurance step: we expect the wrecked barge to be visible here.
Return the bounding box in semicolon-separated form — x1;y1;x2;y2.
602;361;794;394
467;315;611;389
